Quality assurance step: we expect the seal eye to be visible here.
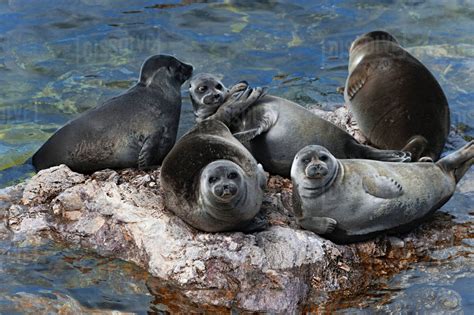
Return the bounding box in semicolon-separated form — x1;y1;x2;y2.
227;172;238;179
215;84;223;90
198;86;207;93
208;176;218;184
302;158;311;164
320;155;328;162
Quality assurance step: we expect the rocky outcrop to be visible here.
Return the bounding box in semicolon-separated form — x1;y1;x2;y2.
0;106;471;312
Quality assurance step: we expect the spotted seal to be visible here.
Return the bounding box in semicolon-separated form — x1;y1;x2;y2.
290;141;473;244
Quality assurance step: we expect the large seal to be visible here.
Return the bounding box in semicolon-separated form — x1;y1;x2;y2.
32;55;193;173
190;74;411;177
160;119;267;232
290;141;473;244
344;30;450;161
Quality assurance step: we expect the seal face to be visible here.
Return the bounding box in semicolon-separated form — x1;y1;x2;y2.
199;160;248;222
345;30;450;161
160;119;267;233
291;142;473;244
32;54;193;173
190;73;411;177
290;145;339;198
190;73;229;121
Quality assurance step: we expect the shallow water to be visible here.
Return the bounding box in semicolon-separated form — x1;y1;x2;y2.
0;0;473;313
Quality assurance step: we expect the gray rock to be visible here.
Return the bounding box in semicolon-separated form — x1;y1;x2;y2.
0;108;471;312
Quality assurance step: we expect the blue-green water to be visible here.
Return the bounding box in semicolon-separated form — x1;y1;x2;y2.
0;0;473;313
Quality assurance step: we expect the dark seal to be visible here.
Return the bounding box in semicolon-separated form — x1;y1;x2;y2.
32;55;193;173
190;73;411;177
344;30;450;161
290;141;473;244
160;119;267;233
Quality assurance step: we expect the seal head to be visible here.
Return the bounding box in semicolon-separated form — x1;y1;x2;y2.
291;145;339;197
349;30;399;53
200;160;248;221
190;73;229;120
139;54;193;87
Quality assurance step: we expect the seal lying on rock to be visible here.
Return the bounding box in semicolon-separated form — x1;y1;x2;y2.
290;141;473;244
160;119;268;232
190;74;411;178
32;55;193;173
344;30;450;162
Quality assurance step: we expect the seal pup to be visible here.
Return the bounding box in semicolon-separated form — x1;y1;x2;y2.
160;119;267;233
290;142;473;244
344;30;450;161
190;74;411;177
32;55;193;173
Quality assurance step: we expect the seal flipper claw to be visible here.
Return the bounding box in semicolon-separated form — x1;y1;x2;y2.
297;217;337;235
401;135;428;161
359;145;412;162
208;86;266;125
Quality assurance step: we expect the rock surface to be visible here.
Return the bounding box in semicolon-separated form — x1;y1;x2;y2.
0;107;471;312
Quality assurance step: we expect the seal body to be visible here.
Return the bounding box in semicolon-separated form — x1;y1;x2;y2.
160;120;267;232
190;74;411;178
32;55;193;173
344;30;450;161
291;142;473;244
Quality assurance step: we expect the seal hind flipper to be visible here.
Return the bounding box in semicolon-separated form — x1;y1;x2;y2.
355;143;412;162
138;127;173;169
362;175;403;199
437;140;474;183
401;135;429;161
297;217;337;235
344;63;370;100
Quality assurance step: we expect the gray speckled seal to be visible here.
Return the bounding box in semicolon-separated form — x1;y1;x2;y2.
190;73;411;177
344;30;450;161
160;119;267;233
32;55;193;173
290;141;473;244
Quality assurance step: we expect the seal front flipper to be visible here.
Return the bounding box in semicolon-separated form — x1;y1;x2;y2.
138;127;174;169
362;175;403;199
344;62;370;101
240;212;268;233
233;109;277;142
257;163;268;190
297;217;337;235
208;86;267;125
